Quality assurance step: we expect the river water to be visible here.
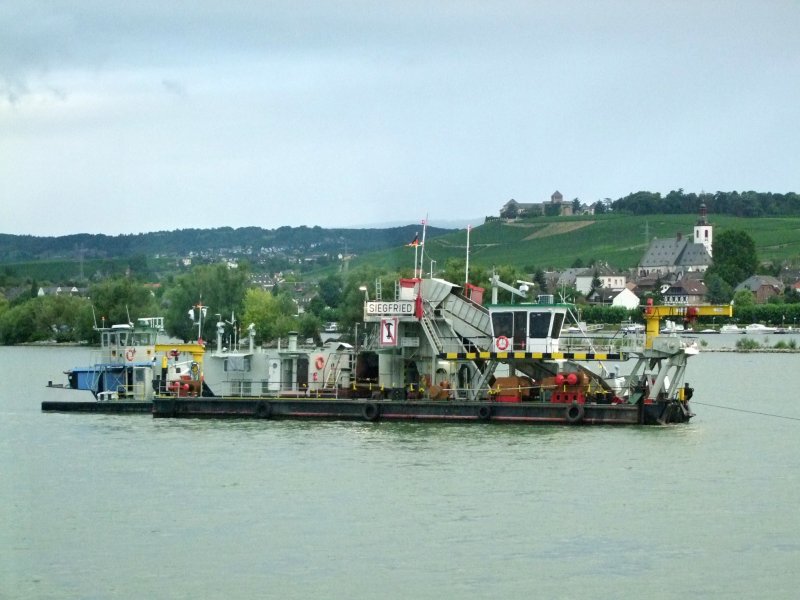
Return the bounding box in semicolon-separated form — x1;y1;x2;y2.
2;344;800;599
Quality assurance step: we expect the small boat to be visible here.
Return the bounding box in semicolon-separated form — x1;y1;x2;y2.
44;317;205;413
744;323;777;334
660;319;685;334
620;321;645;334
719;324;743;334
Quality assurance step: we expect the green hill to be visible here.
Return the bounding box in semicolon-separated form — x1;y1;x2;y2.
348;214;800;273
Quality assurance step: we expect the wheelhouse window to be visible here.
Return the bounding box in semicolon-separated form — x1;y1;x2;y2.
551;313;565;339
529;312;551;338
513;311;527;350
491;312;513;338
491;311;528;349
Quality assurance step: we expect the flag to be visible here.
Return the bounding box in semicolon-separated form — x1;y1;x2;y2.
406;234;419;247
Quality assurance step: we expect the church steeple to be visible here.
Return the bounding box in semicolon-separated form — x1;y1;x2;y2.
694;202;712;257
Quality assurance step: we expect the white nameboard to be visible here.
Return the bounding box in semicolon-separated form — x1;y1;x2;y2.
366;301;414;315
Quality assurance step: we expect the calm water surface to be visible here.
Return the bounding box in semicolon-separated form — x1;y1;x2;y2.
2;345;800;599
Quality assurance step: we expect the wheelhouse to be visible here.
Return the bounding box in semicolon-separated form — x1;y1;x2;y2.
489;297;569;353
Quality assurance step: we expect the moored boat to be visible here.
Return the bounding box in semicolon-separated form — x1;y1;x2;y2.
153;276;733;425
43;317;205;413
744;323;777;334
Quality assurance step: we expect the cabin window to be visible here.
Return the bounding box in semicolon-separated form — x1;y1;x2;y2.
132;332;154;346
224;357;251;372
551;313;565;339
491;312;513;338
513;311;527;350
529;312;551;338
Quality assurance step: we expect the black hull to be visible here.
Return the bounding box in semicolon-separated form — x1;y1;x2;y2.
152;397;692;425
41;401;153;414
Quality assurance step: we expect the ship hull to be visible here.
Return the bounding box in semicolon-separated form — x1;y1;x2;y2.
152;397;691;425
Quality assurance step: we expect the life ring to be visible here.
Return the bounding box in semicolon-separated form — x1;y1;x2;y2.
477;404;492;420
566;402;585;424
125;348;136;361
256;401;271;419
315;356;325;370
190;362;200;380
363;402;379;421
169;349;179;359
495;335;509;351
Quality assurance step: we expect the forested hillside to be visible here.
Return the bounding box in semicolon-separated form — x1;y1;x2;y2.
0;224;451;262
608;189;800;217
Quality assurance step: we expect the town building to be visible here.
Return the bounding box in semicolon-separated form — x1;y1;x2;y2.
663;279;708;305
500;191;574;219
574;266;627;295
734;275;783;304
638;204;713;279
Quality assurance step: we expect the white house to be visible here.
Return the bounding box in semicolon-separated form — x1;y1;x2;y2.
612;288;641;309
575;268;627;295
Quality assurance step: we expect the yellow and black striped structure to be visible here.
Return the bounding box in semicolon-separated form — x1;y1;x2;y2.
439;351;627;361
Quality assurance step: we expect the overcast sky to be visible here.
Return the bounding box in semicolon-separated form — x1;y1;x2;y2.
2;1;798;236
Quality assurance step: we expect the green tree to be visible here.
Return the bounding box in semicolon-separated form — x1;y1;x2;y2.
533;269;548;293
298;313;323;344
0;294;93;344
499;200;519;219
241;288;298;344
704;273;733;304
88;278;159;327
706;230;758;288
317;274;343;309
732;289;755;308
163;264;250;341
590;270;602;295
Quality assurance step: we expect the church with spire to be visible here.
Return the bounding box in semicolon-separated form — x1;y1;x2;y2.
637;203;713;279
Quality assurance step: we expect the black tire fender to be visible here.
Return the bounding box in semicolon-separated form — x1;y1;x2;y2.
256;401;271;419
477;404;492;420
363;402;379;421
566;402;584;424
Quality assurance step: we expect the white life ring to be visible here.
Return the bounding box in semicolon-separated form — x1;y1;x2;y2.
496;335;510;351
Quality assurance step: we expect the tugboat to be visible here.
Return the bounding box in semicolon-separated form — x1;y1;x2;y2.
153;276;733;425
43;317;205;413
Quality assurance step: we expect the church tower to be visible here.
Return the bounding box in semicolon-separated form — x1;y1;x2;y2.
694;202;713;257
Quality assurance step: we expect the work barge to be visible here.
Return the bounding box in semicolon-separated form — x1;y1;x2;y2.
142;276;731;425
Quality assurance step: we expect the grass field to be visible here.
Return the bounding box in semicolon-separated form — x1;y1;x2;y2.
348;214;800;273
5;214;800;283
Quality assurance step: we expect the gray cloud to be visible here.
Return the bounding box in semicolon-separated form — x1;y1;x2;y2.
1;1;799;235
